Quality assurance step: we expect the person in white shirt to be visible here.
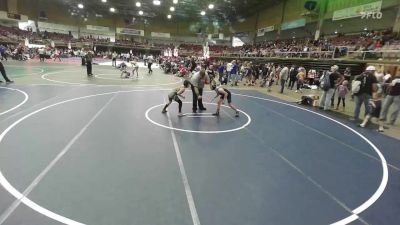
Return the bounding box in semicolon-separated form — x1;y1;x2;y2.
147;55;154;74
279;66;289;93
112;52;118;67
38;48;45;62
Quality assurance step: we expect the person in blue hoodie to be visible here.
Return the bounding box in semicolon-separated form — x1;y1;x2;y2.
217;61;225;84
0;45;7;61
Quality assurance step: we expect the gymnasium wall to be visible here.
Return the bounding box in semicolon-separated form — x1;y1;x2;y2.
243;0;400;42
321;7;398;35
14;0;230;39
0;0;7;11
6;0;399;43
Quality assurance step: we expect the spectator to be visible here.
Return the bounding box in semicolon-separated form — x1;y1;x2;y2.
330;65;342;107
319;65;344;111
288;65;297;90
343;67;352;81
229;60;238;86
217;61;225;83
307;69;316;85
0;45;7;60
359;91;384;132
279;66;289;93
379;73;400;126
0;61;13;83
351;66;378;121
336;80;349;111
85;51;93;76
295;67;306;93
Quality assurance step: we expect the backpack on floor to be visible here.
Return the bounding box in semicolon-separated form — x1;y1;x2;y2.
319;71;331;91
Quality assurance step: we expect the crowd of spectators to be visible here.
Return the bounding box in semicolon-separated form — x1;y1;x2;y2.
178;30;399;60
1;24;399;61
157;55;399;131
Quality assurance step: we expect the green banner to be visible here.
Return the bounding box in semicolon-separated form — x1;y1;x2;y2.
332;1;382;21
281;19;306;30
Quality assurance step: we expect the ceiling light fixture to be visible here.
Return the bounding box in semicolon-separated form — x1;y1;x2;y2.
136;2;141;7
101;0;107;3
167;14;172;19
173;0;178;4
139;10;144;15
208;4;214;9
110;7;115;12
84;18;88;21
170;6;175;12
153;0;161;6
78;3;84;9
200;11;206;16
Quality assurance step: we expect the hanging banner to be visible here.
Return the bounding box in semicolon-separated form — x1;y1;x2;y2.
86;25;110;32
234;32;249;37
24;37;29;46
257;31;264;37
7;12;21;20
151;32;170;38
257;25;275;36
51;40;55;48
0;11;28;21
219;33;224;40
281;19;306;30
332;1;382;21
116;28;144;36
68;42;71;49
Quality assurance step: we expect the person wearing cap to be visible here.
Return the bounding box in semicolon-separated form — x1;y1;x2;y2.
329;65;343;108
351;66;378;121
319;65;344;111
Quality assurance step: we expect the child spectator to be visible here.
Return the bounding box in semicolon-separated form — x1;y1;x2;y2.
336;80;349;111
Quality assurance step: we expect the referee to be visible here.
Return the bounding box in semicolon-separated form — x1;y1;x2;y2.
190;69;209;113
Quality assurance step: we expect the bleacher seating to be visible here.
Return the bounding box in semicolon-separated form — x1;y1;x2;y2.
0;24;399;61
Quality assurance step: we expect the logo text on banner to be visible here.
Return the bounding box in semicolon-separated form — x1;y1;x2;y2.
332;1;382;21
257;26;274;36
